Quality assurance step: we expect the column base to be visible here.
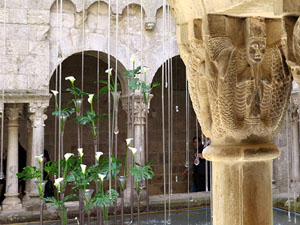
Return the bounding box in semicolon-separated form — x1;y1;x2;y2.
2;194;22;210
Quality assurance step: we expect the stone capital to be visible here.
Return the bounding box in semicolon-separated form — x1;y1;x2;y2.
6;104;23;122
121;94;153;125
177;15;292;144
29;102;48;128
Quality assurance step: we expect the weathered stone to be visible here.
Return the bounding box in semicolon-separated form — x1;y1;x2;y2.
28;10;50;25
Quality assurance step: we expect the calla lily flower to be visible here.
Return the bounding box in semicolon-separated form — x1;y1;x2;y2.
51;90;58;96
105;68;113;75
130;55;136;65
65;76;76;85
64;153;74;161
128;147;138;155
78;148;84;158
35;154;44;164
81;164;87;175
95;152;103;162
54;178;63;189
98;173;106;181
126;138;133;146
143;66;149;74
88;94;94;105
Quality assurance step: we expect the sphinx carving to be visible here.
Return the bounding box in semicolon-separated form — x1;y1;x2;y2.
178;15;292;142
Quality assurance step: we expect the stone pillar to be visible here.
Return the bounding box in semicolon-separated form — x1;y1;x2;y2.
2;104;23;210
169;12;292;225
121;94;152;196
289;97;300;190
26;102;48;205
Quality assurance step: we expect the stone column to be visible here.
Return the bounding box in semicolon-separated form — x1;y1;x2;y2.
289;96;300;190
121;94;152;197
2;104;23;210
169;12;292;225
26;102;48;205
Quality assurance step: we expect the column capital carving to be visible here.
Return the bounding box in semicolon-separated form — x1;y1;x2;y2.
29;102;48;128
177;15;292;144
6;104;23;122
121;94;153;125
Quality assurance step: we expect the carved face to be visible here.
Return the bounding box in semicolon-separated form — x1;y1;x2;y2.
247;38;266;64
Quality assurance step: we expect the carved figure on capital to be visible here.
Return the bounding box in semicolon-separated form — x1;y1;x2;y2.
178;15;292;141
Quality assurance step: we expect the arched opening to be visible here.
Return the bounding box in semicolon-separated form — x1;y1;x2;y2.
45;51;128;170
149;55;207;195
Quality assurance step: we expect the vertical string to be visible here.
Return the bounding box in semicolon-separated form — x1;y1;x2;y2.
108;0;112;199
162;1;167;224
58;0;63;180
0;0;7;180
97;0;100;135
167;3;172;224
81;0;85;147
54;0;59;164
286;113;291;222
185;77;190;224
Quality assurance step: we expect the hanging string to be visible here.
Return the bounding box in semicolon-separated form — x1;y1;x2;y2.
185;76;190;224
286;113;291;222
108;0;112;199
54;0;59;164
97;0;100;136
113;0;119;222
80;0;85;147
167;3;172;224
0;0;7;180
162;0;167;224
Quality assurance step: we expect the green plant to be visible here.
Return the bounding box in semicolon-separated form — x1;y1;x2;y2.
124;59;160;104
75;94;108;139
99;68;120;95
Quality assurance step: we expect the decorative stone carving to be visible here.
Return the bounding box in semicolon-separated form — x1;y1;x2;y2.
178;15;292;143
173;12;292;225
29;102;48;128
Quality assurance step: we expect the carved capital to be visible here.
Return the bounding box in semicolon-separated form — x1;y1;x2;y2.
177;15;292;143
121;94;153;125
29;102;48;128
6;104;23;122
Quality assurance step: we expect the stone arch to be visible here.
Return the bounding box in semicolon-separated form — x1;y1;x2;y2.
50;51;128;94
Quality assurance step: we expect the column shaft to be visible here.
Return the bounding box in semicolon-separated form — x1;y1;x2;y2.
2;104;22;210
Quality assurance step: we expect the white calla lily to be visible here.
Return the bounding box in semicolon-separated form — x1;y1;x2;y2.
142;66;149;74
35;154;44;164
81;164;87;174
130;55;136;65
65;76;76;84
88;94;94;105
126;138;133;146
105;68;113;74
95;152;103;162
77;148;84;158
64;153;74;161
54;178;63;189
51;90;58;96
128;147;138;155
98;173;106;181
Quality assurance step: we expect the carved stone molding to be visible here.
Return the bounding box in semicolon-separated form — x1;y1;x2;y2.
177;15;292;143
29;102;48;128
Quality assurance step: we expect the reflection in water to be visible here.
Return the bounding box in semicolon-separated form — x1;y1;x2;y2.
25;208;300;224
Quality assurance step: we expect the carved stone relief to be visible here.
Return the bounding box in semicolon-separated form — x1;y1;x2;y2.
177;15;292;142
